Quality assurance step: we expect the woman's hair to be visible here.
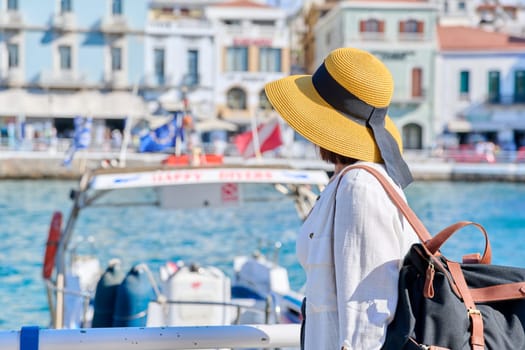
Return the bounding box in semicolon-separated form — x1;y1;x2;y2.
319;147;358;165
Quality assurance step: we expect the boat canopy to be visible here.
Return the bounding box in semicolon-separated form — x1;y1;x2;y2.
84;166;329;191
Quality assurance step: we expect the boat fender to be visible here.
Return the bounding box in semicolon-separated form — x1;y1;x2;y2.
42;212;62;279
113;264;157;327
92;259;124;328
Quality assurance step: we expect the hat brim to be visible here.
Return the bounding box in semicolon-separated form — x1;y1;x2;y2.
265;75;403;163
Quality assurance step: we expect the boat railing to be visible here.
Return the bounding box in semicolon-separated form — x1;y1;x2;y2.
45;279;93;328
0;324;301;349
155;294;276;325
46;276;286;328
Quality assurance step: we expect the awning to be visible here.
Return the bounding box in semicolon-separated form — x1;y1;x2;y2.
194;118;238;132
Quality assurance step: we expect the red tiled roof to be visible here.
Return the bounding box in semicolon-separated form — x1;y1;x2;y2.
214;0;271;8
476;4;517;11
438;25;525;51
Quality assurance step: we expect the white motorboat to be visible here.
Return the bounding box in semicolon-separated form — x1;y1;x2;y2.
42;164;328;334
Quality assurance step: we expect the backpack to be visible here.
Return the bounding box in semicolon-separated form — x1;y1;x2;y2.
353;165;525;350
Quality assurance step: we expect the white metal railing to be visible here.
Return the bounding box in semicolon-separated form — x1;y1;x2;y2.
51;12;76;31
0;10;24;28
100;15;128;33
0;324;300;350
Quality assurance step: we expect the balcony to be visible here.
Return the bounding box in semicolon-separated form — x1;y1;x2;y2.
51;12;76;32
100;15;128;34
485;94;525;105
104;71;128;88
359;31;386;41
2;68;24;87
0;11;24;29
142;73;173;88
398;32;426;41
39;70;86;89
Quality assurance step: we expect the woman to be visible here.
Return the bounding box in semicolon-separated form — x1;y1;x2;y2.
264;47;419;349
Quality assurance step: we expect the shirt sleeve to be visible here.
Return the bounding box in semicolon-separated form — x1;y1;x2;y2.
333;169;405;349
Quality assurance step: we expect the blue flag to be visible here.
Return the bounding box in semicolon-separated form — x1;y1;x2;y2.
74;116;92;150
63;116;92;167
138;112;185;153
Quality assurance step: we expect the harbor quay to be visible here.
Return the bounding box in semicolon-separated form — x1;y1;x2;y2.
1;150;525;182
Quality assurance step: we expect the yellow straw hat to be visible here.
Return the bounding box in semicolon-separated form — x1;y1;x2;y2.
265;47;413;188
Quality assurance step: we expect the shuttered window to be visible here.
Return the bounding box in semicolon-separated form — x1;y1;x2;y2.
359;19;384;33
412;68;422;97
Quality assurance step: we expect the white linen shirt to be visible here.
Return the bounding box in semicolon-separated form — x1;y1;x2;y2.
296;162;419;350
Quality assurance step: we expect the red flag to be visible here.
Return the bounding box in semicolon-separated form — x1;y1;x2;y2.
234;117;283;158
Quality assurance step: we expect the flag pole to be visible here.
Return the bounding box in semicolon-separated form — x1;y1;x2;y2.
118;83;139;167
175;87;188;157
251;111;262;159
118;115;132;167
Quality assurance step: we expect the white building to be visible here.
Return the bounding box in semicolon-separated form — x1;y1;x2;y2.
145;1;289;128
205;1;289;124
145;1;217;120
435;25;525;149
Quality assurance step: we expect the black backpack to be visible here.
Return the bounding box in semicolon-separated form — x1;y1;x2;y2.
353;165;525;350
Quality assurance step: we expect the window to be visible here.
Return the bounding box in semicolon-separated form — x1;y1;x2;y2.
514;70;525;103
154;48;165;84
458;1;466;10
61;0;72;13
402;123;423;149
259;48;281;72
7;43;19;68
223;19;241;26
359;19;385;40
225;47;248;72
227;87;247;110
7;0;18;10
359;19;384;33
412;67;422;97
112;0;123;15
259;90;272;110
111;47;122;71
59;45;72;70
253;20;274;26
488;70;500;103
399;19;423;33
460;70;470;96
186;49;199;86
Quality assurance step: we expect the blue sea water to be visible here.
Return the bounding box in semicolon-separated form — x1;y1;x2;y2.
1;179;525;330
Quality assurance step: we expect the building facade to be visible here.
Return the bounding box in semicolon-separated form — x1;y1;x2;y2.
313;0;439;150
205;1;289;125
145;0;289;125
0;0;148;149
145;1;217;120
435;25;525;150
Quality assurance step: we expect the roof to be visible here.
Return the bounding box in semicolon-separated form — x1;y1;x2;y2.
476;4;518;11
438;25;525;51
213;0;271;8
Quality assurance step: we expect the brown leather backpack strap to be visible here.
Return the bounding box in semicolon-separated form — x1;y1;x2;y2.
469;282;525;302
425;222;492;265
344;164;432;243
448;261;485;350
